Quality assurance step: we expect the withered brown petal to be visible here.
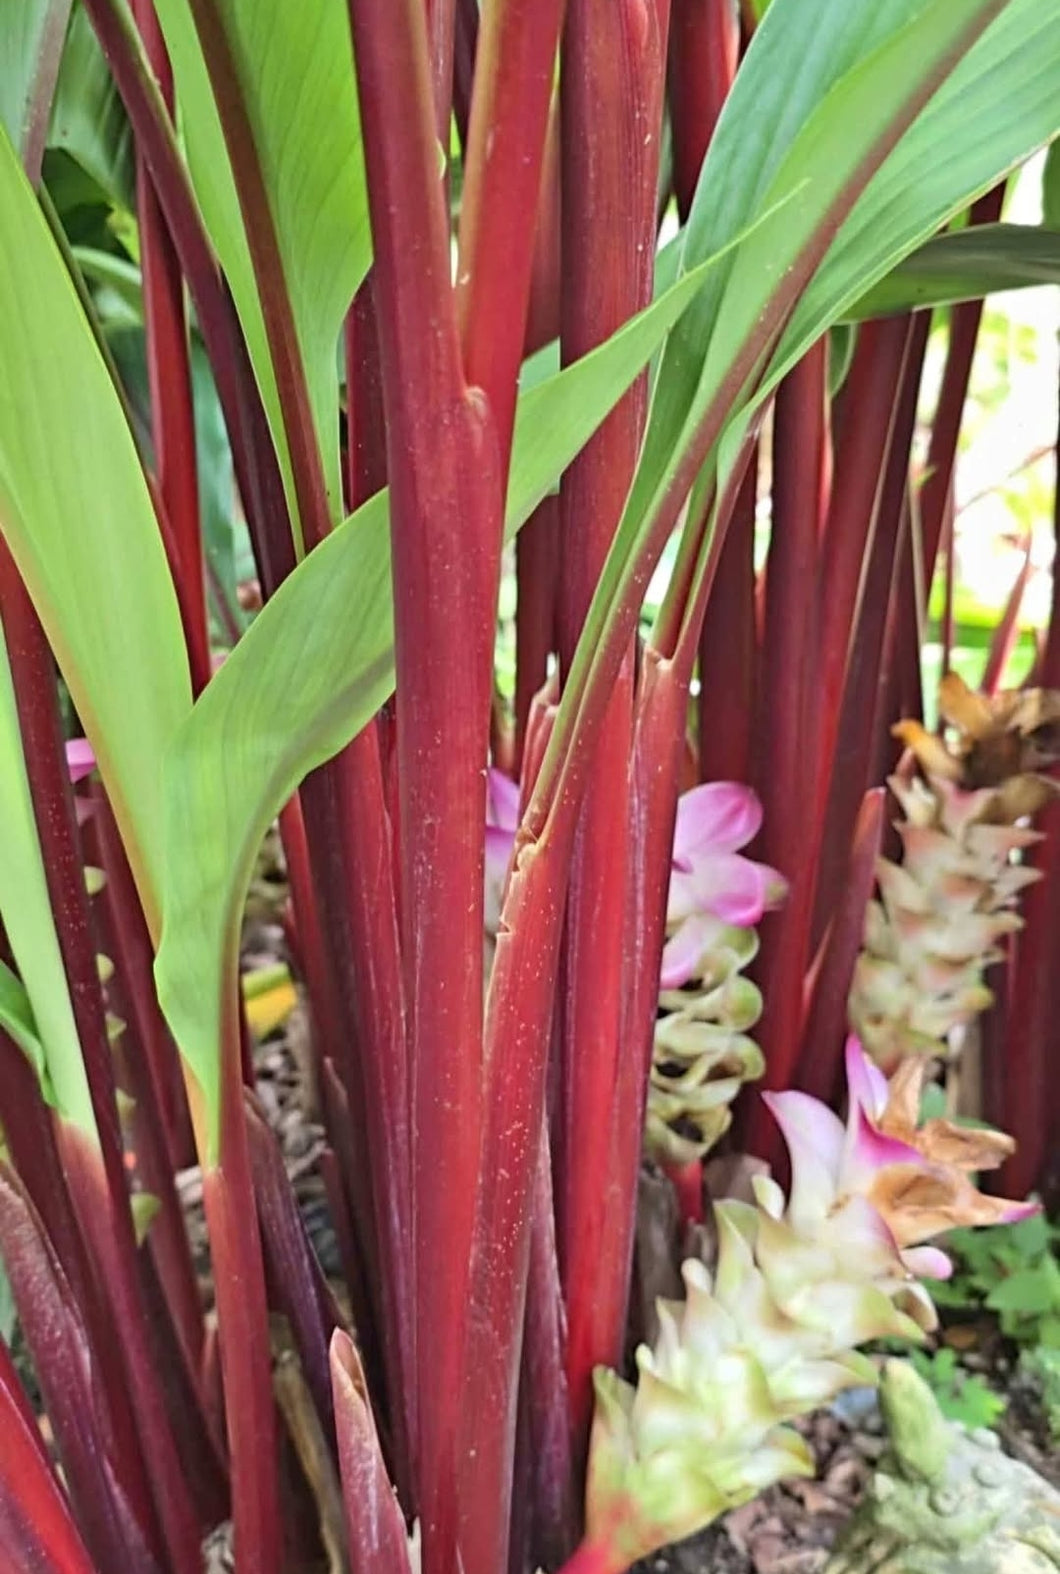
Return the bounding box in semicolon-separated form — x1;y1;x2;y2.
938;672;994;741
891;721;963;783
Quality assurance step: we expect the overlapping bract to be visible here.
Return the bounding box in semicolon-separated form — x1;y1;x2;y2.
586;1040;1034;1567
849;674;1060;1067
648;786;783;1164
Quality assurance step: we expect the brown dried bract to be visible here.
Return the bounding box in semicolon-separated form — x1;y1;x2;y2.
892;673;1060;814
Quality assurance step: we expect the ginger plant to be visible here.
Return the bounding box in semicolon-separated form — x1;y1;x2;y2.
577;1040;1033;1574
646;784;783;1212
849;673;1060;1068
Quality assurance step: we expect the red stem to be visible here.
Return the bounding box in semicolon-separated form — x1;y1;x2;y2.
85;799;204;1377
555;0;668;1449
245;1094;344;1436
808;315;929;962
131;0;211;691
315;737;416;1491
330;1331;412;1574
345;6;502;1572
604;455;754;1353
998;800;1060;1198
92;789;195;1169
798;787;885;1102
756;338;830;870
200;989;282;1574
667;0;738;220
425;0;457;139
520;1125;578;1568
0;1165;164;1574
917;184;1006;583
999;358;1060;1196
524;103;563;357
83;0;296;596
0;542;202;1573
183;0;333;554
810;316;911;837
345;279;388;505
0;1334;98;1574
338;299;413;1469
697;453;757;784
748;343;830;1140
556;1537;624;1574
456;0;568;471
514;497;559;771
665;1157;705;1225
982;534;1031;695
452;0;480;149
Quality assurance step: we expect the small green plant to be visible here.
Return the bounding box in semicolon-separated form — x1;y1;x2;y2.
906;1346;1007;1430
932;1213;1060;1346
1019;1346;1060;1444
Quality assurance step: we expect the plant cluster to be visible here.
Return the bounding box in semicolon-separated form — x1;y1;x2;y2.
0;3;1058;1574
933;1212;1060;1348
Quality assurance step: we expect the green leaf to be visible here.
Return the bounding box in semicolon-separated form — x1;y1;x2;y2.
846;222;1060;317
633;0;936;529
1043;138;1060;230
155;494;392;1147
48;3;134;210
0;629;88;1127
0;0;70;160
190;337;247;638
155;246;736;1148
0;960;48;1096
0;123;191;927
548;0;1044;779
508;249;735;527
0;1257;14;1344
153;0;370;526
73;244;143;320
772;0;1060;387
1006;1212;1053;1259
986;1265;1060;1317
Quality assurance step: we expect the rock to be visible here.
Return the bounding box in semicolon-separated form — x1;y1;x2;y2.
826;1360;1060;1574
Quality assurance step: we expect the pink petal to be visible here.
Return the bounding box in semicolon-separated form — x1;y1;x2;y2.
763;1090;845;1222
485;823;516;882
665;866;700;925
685;852;771;926
843;1104;923;1194
74;797;97;828
486;768;520;832
997;1198;1041;1226
65;738;96;784
673;782;763;866
484;825;515;934
901;1245;954;1280
660;914;710;989
844;1036;888;1121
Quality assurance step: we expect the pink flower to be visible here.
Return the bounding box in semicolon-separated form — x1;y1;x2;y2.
764;1038;1037;1278
485;768;519;936
65;738;96;784
662;784;786;989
